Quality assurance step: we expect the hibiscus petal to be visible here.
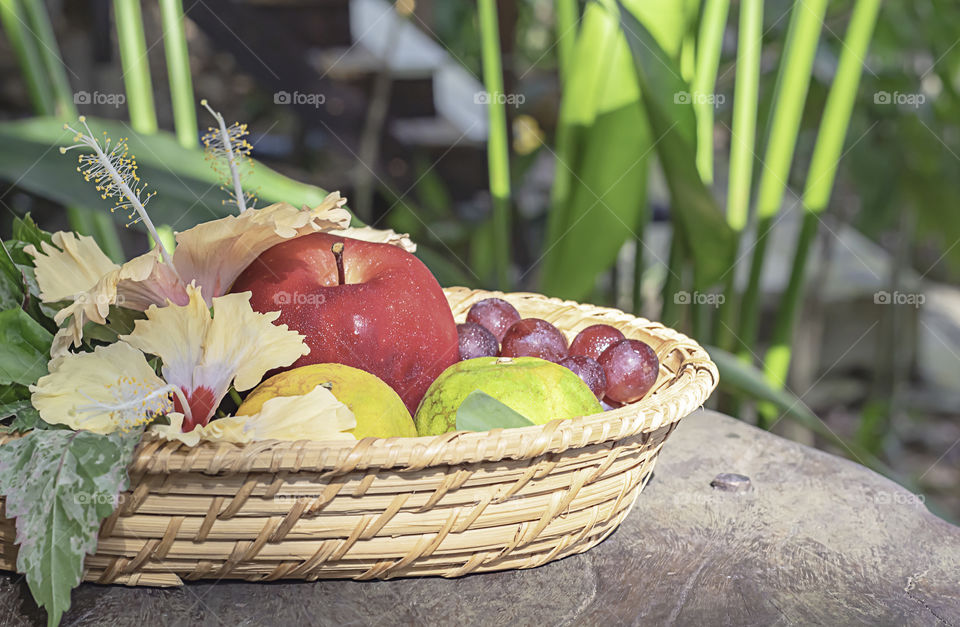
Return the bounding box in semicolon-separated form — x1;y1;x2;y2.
149;385;356;445
202;290;310;391
51;248;184;356
121;282;210;390
25;231;120;303
327;225;416;253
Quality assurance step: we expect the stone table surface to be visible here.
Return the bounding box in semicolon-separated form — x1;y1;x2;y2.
2;410;959;626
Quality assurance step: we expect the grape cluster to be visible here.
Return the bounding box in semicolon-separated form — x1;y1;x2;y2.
457;299;660;407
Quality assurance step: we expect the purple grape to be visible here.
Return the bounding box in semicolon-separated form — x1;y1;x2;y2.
466;298;521;342
500;318;569;363
569;324;626;361
598;339;659;404
560;355;607;401
457;322;499;360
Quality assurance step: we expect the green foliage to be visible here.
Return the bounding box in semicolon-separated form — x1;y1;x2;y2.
706;344;818;427
540;0;651;301
617;2;737;289
477;0;512;290
0;384;33;422
0;429;141;626
0;215;64;433
11;213;53;248
0;308;53;386
0;241;25;311
848;3;960;280
81;307;146;346
455;390;535;431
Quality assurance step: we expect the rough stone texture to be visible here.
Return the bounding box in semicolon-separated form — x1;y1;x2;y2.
3;410;959;626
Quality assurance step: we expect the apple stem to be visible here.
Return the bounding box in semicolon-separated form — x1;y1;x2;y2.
331;242;345;285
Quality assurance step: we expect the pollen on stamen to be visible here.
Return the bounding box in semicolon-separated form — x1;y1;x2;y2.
200;100;258;212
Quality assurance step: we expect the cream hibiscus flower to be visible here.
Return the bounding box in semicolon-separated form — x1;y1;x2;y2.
29;283;357;443
29;341;180;434
119;283;310;431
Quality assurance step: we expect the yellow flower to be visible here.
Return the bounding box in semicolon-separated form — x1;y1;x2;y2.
121;283;309;431
46;194;351;355
30;342;178;434
24;231;120;303
149;385;356;447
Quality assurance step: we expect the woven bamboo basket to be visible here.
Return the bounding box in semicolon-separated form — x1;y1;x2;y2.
0;287;717;586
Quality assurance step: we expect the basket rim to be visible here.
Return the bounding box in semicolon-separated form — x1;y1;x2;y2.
128;287;718;476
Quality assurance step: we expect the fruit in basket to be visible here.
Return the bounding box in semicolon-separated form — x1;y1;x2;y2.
237;363;417;438
559;355;607;401
569;324;626;361
598;339;659;404
457;322;499;360
466;297;521;342
414;356;602;436
499;318;568;362
231;233;458;413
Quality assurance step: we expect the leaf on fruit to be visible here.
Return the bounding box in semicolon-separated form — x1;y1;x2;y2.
0;308;53;386
455;391;535;432
0;428;141;626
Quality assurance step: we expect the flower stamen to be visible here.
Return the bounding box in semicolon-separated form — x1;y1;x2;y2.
201;99;257;213
59;116;178;273
75;376;179;433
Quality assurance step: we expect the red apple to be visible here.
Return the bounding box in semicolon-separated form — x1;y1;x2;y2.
231;232;458;414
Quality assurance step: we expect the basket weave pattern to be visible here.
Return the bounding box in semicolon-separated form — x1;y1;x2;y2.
0;288;717;586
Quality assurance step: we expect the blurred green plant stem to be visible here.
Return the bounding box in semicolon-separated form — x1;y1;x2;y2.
738;0;828;369
759;0;882;423
478;0;512;290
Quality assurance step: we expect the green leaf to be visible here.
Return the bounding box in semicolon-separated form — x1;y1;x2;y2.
0;308;54;385
455;390;536;431
0;241;24;311
11;213;53;249
0;429;141;626
0;385;40;433
0;116;341;233
617;3;737;289
0;384;31;419
706;344;821;426
81;307;146;345
540;1;651;301
8;405;44;432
